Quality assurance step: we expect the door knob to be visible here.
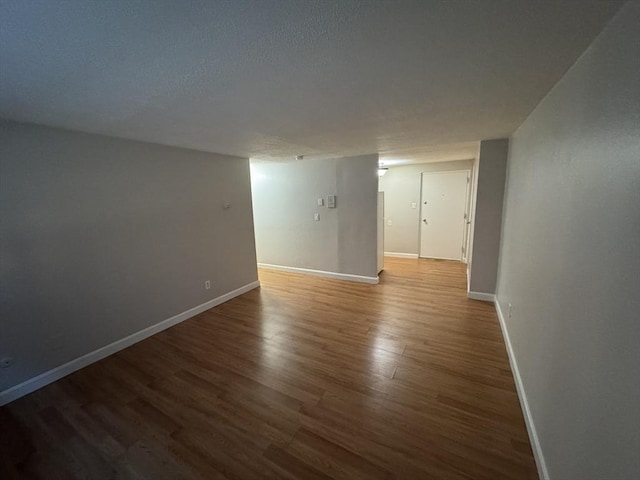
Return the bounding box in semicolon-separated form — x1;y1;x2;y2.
422;219;427;224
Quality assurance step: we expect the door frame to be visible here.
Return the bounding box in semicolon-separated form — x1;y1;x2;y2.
418;170;472;262
377;191;384;274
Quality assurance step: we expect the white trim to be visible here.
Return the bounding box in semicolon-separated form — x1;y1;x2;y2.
461;169;472;264
495;301;549;480
419;169;472;176
466;265;471;293
419;255;463;261
258;263;379;284
0;280;261;406
383;252;419;259
467;291;496;302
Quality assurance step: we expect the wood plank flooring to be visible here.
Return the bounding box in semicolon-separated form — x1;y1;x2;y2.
0;257;538;479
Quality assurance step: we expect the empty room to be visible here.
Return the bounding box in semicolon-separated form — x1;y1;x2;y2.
1;1;638;480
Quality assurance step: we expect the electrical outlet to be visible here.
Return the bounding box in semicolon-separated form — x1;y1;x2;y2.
314;213;320;221
0;357;14;368
205;280;211;290
508;303;513;318
317;198;324;206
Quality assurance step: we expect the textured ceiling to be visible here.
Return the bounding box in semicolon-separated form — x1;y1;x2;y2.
0;0;624;163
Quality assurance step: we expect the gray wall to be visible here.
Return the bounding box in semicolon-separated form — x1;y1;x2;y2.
251;154;379;278
378;160;474;255
468;139;508;294
496;2;640;479
0;121;258;392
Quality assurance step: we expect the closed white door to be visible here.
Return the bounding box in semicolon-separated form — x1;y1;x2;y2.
419;171;469;261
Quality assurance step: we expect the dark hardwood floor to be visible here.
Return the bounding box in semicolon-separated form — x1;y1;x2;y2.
0;257;538;479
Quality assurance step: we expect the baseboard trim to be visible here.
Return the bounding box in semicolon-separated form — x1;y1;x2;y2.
383;252;419;259
495;300;549;480
467;291;496;302
258;263;379;284
0;280;261;406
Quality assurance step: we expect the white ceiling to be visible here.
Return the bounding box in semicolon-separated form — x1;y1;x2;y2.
0;0;623;164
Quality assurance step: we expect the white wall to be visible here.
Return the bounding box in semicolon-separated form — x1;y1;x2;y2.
251;154;379;281
468;139;508;296
378;160;473;255
496;2;640;479
0;121;258;397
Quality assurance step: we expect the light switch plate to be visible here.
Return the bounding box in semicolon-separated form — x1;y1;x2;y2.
317;198;324;206
327;195;336;208
314;213;320;221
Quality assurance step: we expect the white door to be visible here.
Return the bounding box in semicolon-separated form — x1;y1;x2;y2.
419;171;469;261
377;191;384;273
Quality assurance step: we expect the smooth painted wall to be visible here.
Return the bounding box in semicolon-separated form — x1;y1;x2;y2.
0;121;258;392
468;139;508;295
378;160;473;255
251;154;379;278
496;2;640;479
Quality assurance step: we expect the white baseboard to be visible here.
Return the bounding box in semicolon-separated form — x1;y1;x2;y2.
383;252;419;259
258;263;379;284
0;280;261;406
467;291;496;302
495;300;549;480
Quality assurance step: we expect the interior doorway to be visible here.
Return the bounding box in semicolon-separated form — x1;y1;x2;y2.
419;170;470;261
